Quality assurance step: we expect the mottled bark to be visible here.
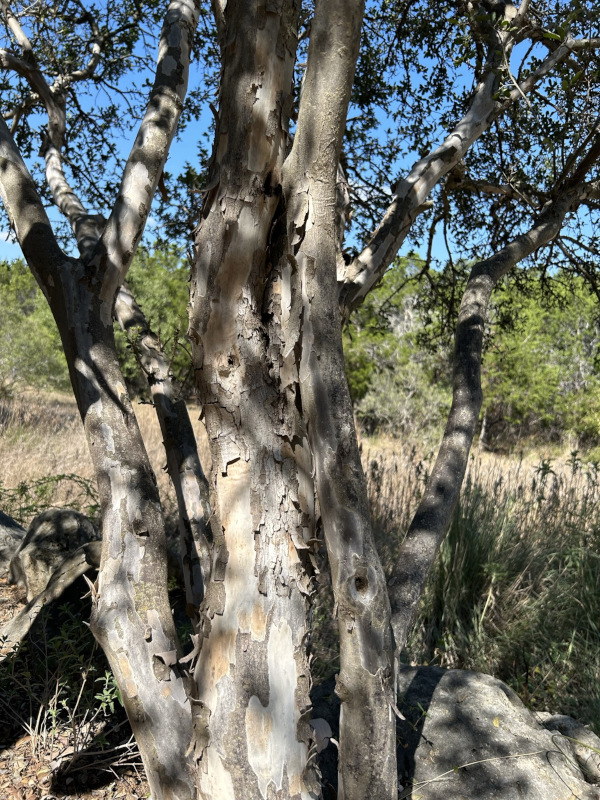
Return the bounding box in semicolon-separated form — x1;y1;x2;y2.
388;190;580;656
189;2;319;798
0;2;202;796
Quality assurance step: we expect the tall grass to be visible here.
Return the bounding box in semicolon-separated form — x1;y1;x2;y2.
3;393;600;732
366;446;600;731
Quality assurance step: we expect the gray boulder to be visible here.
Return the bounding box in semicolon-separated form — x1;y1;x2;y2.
0;510;26;576
537;712;600;784
397;665;600;799
8;508;100;601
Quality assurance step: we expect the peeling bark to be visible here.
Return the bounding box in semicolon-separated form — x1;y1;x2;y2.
388;190;580;656
281;2;397;799
189;2;319;798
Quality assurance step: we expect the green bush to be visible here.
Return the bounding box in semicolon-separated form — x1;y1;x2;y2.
343;256;452;439
0;259;70;396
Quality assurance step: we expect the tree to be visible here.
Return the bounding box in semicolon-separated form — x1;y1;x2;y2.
1;1;600;799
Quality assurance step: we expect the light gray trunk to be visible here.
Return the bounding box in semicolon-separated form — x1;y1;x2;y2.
188;2;319;798
59;281;197;800
280;2;397;799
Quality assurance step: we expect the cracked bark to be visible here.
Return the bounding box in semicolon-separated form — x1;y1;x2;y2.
0;1;201;796
281;2;396;799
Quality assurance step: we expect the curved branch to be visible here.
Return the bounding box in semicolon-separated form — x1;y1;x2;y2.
0;114;66;286
339;27;600;318
91;0;201;299
387;187;581;658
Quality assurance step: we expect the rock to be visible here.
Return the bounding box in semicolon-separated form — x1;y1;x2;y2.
0;511;26;576
8;508;100;601
537;712;600;784
397;665;600;799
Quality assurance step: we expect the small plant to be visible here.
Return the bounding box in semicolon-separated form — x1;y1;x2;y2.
0;473;99;525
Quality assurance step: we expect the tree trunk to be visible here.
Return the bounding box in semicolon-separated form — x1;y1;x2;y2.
280;2;396;798
58;282;197;800
188;2;320;797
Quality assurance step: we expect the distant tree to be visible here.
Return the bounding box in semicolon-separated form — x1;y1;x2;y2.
1;2;600;799
0;259;69;396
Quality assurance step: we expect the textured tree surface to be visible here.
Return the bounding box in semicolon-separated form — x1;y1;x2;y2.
1;1;600;799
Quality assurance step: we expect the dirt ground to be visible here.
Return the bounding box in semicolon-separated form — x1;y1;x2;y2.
0;574;149;800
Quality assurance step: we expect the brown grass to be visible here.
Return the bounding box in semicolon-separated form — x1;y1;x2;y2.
0;391;210;527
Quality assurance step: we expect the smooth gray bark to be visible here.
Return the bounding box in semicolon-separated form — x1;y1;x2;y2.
282;1;396;798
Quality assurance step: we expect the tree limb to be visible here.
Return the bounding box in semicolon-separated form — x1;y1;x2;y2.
0;114;66;288
339;24;600;318
114;284;211;623
90;0;200;299
387;184;585;658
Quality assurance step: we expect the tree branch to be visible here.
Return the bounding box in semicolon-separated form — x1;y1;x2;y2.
339;25;600;318
90;0;200;300
387;182;586;657
114;284;212;623
0;114;66;288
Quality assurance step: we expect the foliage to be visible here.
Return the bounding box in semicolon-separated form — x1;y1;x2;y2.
343;256;452;437
0;260;70;397
0;249;192;400
481;279;600;447
114;245;194;398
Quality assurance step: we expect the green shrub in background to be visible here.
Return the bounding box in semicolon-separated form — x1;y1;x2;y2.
343;256;452;440
0;259;71;397
482;279;600;448
0;246;193;400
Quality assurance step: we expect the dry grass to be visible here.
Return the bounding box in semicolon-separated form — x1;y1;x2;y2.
3;392;600;743
0;391;210;527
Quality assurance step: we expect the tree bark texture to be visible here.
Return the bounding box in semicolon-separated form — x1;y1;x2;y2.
189;2;321;798
115;284;211;623
282;2;396;798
